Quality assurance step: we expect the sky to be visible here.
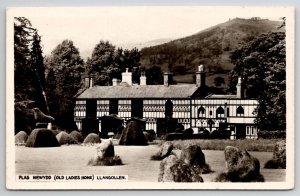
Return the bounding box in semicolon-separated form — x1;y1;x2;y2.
10;7;284;60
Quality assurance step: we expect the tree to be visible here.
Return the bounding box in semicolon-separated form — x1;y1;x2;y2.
14;17;47;133
145;65;164;85
45;40;84;130
214;76;225;87
229;32;286;131
87;41;141;85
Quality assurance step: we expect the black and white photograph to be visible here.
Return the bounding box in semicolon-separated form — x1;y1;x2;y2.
6;6;295;189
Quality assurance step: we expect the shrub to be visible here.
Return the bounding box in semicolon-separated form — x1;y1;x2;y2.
26;128;60;148
83;133;101;144
183;128;194;135
15;131;28;144
258;130;286;139
69;130;84;143
56;132;77;145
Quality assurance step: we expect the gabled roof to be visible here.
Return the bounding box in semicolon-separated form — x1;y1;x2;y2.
76;84;200;99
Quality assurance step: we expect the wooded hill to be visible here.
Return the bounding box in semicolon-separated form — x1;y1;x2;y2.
140;18;284;86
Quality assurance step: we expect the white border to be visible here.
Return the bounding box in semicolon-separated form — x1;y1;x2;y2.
6;6;295;190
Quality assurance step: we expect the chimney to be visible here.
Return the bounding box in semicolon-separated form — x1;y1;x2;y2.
82;73;94;88
236;77;243;99
196;64;205;87
112;78;118;86
121;68;132;86
140;72;146;85
163;72;173;86
82;73;90;88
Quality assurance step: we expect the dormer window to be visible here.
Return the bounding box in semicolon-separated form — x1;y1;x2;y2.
237;105;244;117
198;106;205;118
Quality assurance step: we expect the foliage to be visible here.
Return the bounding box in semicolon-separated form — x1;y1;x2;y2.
145;65;164;85
86;41;141;85
140;18;283;81
229;32;286;131
45;40;85;130
214;76;225;87
14;17;48;133
167;139;283;152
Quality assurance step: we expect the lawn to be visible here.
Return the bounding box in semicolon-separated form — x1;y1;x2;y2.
15;144;285;182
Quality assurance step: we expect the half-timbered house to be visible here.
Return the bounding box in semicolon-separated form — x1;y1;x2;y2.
74;65;258;139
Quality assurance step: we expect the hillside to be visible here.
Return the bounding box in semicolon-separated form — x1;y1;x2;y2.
140;18;284;85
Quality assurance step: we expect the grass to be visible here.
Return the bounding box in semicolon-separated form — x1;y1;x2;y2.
15;145;286;182
156;139;283;152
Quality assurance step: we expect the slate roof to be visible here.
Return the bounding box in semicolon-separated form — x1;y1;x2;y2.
76;84;200;99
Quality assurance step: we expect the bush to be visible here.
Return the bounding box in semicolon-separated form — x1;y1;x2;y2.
258;130;286;139
26;128;60;148
15;131;28;144
69;130;84;143
56;132;77;145
183;128;194;135
83;133;101;144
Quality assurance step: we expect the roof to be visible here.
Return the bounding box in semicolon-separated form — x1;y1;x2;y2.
205;94;238;99
76;84;200;99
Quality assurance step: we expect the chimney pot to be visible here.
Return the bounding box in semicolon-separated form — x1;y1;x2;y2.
140;72;147;85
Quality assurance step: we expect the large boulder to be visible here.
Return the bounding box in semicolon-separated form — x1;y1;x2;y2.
215;146;264;182
119;121;148;146
26;128;60;148
69;131;84;143
83;133;101;144
264;140;286;169
56;132;77;145
158;155;203;182
15;131;28;144
96;139;115;158
180;145;212;174
151;141;174;160
143;132;152;142
88;139;122;166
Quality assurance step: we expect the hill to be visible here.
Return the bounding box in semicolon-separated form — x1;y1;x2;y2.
140;18;284;86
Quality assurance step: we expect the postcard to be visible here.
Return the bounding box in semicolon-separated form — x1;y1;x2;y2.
6;6;295;189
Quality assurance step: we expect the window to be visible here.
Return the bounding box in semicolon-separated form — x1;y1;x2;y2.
210;111;212;116
131;99;143;118
236;105;244;117
227;108;230;117
198;106;205;118
216;106;224;118
109;99;118;115
165;99;173;118
246;127;250;135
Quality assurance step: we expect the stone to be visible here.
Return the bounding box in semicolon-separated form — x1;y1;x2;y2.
264;140;286;169
143;132;152;142
158;155;203;182
151;141;173;160
180;144;212;174
88;139;122;166
96;139;115;159
215;146;264;182
119;121;148;146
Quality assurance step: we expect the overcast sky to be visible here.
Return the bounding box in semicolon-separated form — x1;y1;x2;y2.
11;7;284;59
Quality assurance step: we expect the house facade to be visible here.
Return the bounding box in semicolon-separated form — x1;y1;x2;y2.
74;66;259;139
